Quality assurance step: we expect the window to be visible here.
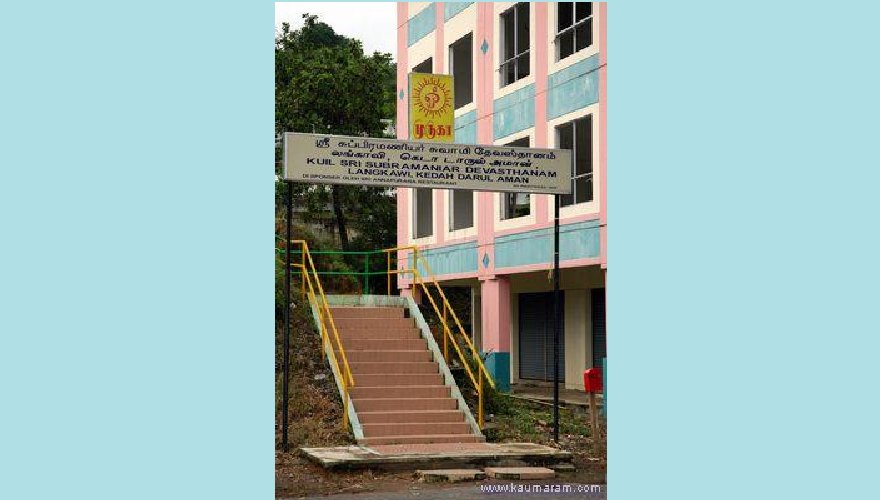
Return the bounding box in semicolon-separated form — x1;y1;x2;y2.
499;3;530;87
556;115;593;206
448;33;473;109
413;188;433;238
412;57;433;74
556;2;592;61
501;137;531;219
449;190;474;231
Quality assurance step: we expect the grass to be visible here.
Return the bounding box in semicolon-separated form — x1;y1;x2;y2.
483;390;595;445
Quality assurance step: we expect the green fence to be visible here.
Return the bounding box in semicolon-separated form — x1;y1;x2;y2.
275;237;396;295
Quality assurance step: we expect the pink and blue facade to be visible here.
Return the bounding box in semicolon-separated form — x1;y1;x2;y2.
396;2;607;392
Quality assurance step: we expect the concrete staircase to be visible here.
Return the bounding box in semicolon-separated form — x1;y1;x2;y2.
330;305;485;446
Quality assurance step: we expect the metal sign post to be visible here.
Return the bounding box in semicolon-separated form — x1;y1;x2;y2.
281;181;292;452
552;194;561;443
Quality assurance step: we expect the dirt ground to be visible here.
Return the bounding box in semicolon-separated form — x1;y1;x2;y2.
275;451;605;498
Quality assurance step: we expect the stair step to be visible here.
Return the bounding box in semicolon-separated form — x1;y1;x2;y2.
345;351;432;363
354;398;458;412
349;362;439;374
362;422;473;437
358;410;466;424
354;373;443;387
351;386;450;399
334;317;414;330
358;434;486;445
330;307;405;319
342;338;427;351
338;329;421;340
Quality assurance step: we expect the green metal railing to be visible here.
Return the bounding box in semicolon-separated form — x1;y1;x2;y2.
275;236;397;294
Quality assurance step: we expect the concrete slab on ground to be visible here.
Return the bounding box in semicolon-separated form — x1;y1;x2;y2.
416;469;486;483
549;462;577;472
509;384;603;410
484;467;556;480
300;442;572;471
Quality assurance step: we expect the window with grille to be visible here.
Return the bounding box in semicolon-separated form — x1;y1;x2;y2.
556;115;593;206
556;2;592;61
499;3;530;87
500;137;531;219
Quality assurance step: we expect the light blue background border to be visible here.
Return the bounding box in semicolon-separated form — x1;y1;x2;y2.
611;2;879;499
1;2;878;499
1;1;273;498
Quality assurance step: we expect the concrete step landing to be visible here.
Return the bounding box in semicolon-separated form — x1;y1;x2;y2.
300;442;573;471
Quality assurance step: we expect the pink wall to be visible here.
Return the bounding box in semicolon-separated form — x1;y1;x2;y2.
475;2;495;278
396;2;607;281
533;3;550;226
396;2;410;287
480;276;510;353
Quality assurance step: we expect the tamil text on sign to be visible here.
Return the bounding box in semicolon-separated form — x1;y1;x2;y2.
283;133;572;195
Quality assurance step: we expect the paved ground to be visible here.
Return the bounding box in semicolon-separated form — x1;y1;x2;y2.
291;481;606;499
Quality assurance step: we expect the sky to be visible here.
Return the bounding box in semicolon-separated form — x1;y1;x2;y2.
274;2;398;59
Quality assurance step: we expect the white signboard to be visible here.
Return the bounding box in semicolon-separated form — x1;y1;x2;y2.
283;132;572;194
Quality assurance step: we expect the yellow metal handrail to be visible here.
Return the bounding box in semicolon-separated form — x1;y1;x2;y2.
384;245;496;428
290;240;355;431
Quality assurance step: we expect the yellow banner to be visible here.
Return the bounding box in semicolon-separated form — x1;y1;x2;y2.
408;73;455;143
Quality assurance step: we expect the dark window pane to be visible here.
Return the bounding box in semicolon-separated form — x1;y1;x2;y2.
451;33;473;108
413;58;432;74
576;2;591;21
415;188;433;238
576;19;592;51
451;189;473;229
504;61;516;86
575;135;589;175
575;176;589;204
558;2;573;31
576;116;592;175
560;193;574;207
516;3;530;54
516;53;530;79
503;10;516;60
558;123;574;150
559;31;574;60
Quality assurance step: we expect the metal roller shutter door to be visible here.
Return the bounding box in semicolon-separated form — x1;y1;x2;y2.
518;292;565;381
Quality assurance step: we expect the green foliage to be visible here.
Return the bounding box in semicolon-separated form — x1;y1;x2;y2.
275;223;360;316
275;14;397;257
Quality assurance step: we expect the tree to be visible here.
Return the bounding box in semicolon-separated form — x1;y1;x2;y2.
275;15;397;253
